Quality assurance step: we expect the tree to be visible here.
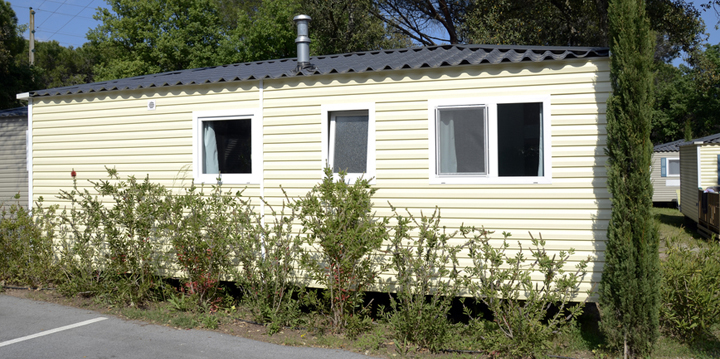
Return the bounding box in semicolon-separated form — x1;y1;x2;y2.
651;44;720;144
0;0;38;109
302;0;410;55
88;0;228;81
599;0;660;356
215;0;409;62
16;40;99;89
372;0;703;61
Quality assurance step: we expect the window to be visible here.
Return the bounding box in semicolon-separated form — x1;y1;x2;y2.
321;103;376;183
661;157;679;177
193;109;262;184
428;96;551;185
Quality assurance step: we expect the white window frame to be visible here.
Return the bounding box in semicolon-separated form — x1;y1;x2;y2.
321;103;376;184
192;108;262;185
428;95;552;185
667;157;680;177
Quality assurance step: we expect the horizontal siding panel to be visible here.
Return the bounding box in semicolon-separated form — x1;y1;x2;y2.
33;129;189;144
34;154;190;165
34;138;189;151
34;120;190;137
553;114;606;126
552;125;605;136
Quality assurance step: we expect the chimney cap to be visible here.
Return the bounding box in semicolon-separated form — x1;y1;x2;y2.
293;14;311;22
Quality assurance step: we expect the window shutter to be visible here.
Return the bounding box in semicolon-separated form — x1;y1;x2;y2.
717;155;720;185
661;157;667;177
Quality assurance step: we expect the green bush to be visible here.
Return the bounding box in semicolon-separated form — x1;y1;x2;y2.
462;228;588;358
56;168;171;305
384;207;462;354
0;196;59;287
660;236;720;341
292;168;388;332
234;195;306;334
164;182;252;308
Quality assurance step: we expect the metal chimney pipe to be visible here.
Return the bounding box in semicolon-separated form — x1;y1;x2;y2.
293;15;312;68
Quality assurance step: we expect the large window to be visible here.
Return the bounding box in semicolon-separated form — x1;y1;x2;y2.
193;109;262;184
322;103;376;183
429;97;551;184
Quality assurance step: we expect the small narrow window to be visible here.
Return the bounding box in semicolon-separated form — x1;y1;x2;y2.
497;102;543;177
436;106;487;175
667;158;680;176
202;119;252;175
329;111;369;174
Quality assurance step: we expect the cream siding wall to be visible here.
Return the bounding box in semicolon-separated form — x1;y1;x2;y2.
0;116;28;206
262;58;610;298
679;145;698;222
699;144;720;188
651;151;680;202
31;82;263;205
31;57;610;300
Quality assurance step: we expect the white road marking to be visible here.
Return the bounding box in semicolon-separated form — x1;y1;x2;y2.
0;317;107;348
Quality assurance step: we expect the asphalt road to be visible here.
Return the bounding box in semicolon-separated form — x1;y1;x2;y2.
0;294;370;359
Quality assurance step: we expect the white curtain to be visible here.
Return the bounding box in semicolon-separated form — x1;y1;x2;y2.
438;110;457;174
203;122;219;174
537;110;543;176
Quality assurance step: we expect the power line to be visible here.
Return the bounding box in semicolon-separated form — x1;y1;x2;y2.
46;1;96;42
36;0;68;29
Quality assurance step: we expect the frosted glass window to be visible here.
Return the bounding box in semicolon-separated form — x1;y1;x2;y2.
668;158;680;176
436;107;487;175
329;111;368;173
202;119;252;174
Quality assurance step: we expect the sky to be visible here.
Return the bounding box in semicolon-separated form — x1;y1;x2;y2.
7;0;720;64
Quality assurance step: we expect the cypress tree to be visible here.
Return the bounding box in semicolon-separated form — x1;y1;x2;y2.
599;0;659;357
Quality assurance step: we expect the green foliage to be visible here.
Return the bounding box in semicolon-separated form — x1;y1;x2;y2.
302;0;409;55
164;182;251;308
292;168;388;332
0;197;59;287
17;40;99;89
600;0;660;356
88;0;228;81
383;207;461;354
660;237;720;342
462;229;588;357
652;44;720;144
0;0;39;109
56;168;171;305
220;0;300;64
234;195;306;334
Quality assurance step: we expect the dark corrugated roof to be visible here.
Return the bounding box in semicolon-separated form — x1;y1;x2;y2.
29;44;609;98
0;106;28;118
654;139;684;152
680;133;720;147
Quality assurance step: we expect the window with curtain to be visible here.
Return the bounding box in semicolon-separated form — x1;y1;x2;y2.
431;100;547;183
497;102;543;177
202;119;252;175
436;106;487;175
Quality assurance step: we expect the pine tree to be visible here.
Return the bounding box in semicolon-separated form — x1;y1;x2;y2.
599;0;660;357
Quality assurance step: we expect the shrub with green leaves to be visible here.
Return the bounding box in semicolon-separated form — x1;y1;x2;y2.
384;206;462;354
462;228;588;357
0;196;59;287
660;236;720;341
164;182;252;308
56;168;171;305
292;168;388;332
234;195;306;334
